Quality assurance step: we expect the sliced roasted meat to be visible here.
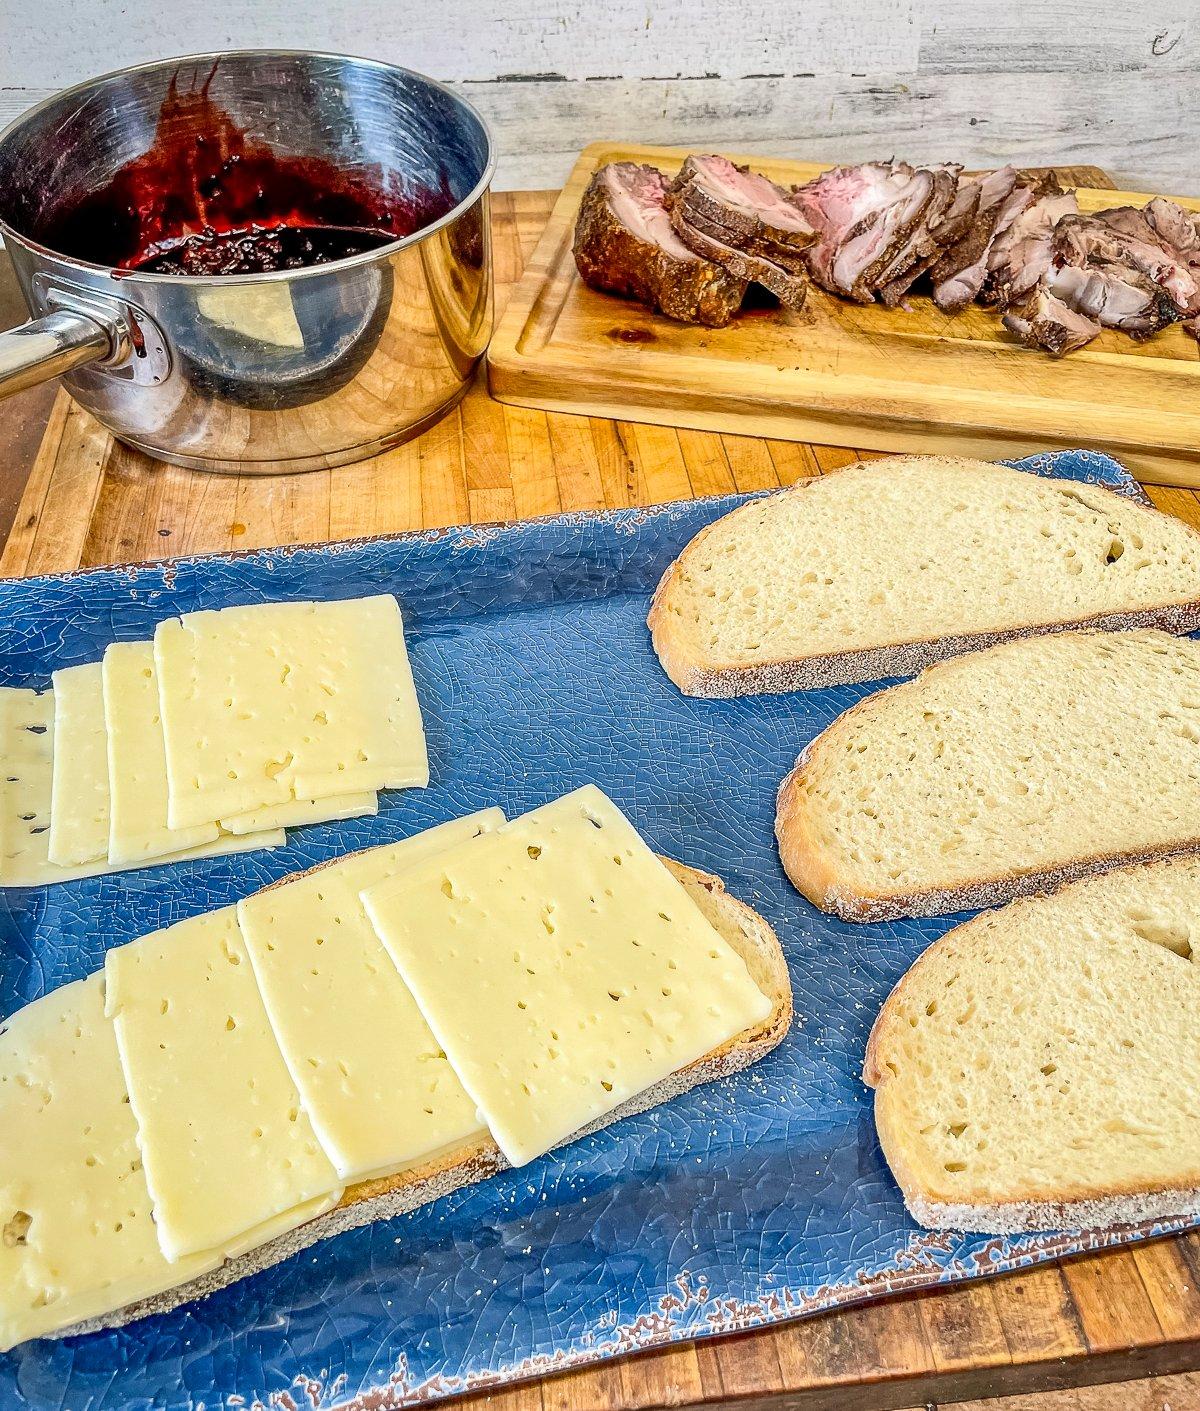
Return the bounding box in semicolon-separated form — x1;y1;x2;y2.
1145;197;1200;262
668;189;809;276
1002;286;1101;356
983;185;1079;307
669;204;808;309
870;165;962;299
1043;260;1178;338
878;173;981;307
928;166;1020;312
1080;207;1200;316
795;161;938;303
667;154;816;252
572;162;748;327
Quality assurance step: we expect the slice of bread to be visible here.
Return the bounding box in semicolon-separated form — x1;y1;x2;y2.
864;856;1200;1233
648;456;1200;697
776;629;1200;922
55;859;791;1339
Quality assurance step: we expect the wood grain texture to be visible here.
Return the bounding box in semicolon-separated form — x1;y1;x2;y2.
488;144;1200;489
1;2;1198;193
2;187;1199;1411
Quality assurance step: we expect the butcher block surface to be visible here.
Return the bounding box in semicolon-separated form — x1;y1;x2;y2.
2;190;1200;1411
488;145;1200;489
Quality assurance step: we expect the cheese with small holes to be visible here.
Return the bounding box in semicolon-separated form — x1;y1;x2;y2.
154;596;428;830
105;907;342;1260
0;687;97;886
103;641;284;866
0;974;222;1350
219;790;378;836
237;810;504;1182
48;664;110;867
361;786;773;1167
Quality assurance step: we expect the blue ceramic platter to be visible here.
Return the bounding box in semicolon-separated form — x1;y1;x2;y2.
2;449;1194;1411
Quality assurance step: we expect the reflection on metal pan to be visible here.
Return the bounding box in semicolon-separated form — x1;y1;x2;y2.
0;51;495;472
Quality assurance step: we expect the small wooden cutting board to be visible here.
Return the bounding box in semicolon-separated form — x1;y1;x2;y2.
488;144;1200;489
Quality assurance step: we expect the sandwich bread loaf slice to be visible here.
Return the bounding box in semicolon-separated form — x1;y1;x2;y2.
776;629;1200;921
648;456;1200;696
864;856;1200;1232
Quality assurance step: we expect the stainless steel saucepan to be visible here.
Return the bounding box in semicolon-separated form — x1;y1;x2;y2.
0;51;495;474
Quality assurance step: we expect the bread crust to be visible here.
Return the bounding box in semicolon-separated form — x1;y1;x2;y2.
863;886;1200;1231
778;740;1200;923
774;630;1200;922
53;858;792;1340
647;457;1200;699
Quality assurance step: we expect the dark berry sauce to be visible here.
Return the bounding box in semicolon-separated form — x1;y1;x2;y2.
38;64;454;276
130;222;395;275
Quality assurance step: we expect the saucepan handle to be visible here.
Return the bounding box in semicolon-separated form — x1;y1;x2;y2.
0;309;115;399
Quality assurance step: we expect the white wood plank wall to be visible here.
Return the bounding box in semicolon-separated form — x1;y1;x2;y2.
0;1;1195;192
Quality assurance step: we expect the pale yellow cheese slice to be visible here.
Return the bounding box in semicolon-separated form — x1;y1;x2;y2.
237;809;504;1182
103;641;285;866
220;790;378;836
0;974;222;1350
154;596;428;831
48;663;110;867
0;687;102;886
361;786;773;1167
105;907;342;1260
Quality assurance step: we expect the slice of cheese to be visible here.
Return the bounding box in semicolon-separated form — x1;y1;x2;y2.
220;790;378;836
105;907;342;1260
361;786;773;1167
0;974;343;1349
154;596;428;830
237;810;504;1182
0;687;118;886
103;641;284;866
0;974;222;1350
48;664;110;867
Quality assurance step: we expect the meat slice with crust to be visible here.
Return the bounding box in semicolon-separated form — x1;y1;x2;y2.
878;174;981;307
870;165;962;300
666;154;816;253
1083;207;1200;316
795;162;938;303
669;203;808;308
1002;287;1101;356
572;162;748;327
1044;261;1178;338
982;184;1079;308
928;166;1020;312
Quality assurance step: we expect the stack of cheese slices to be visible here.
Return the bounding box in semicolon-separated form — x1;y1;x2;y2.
1;594;427;886
0;786;790;1351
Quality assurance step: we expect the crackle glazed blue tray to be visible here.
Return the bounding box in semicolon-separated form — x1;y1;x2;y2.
2;448;1194;1411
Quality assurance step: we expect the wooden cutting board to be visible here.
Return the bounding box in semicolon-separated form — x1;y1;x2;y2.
487;144;1200;489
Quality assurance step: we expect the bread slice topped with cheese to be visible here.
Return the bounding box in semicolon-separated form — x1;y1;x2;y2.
865;856;1200;1233
648;456;1200;696
0;789;790;1350
776;629;1200;921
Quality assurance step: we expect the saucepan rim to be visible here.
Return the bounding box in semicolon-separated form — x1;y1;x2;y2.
0;47;497;287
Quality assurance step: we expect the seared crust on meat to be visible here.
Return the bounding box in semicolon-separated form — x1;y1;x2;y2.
670;205;809;307
573;163;747;327
667;155;817;252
